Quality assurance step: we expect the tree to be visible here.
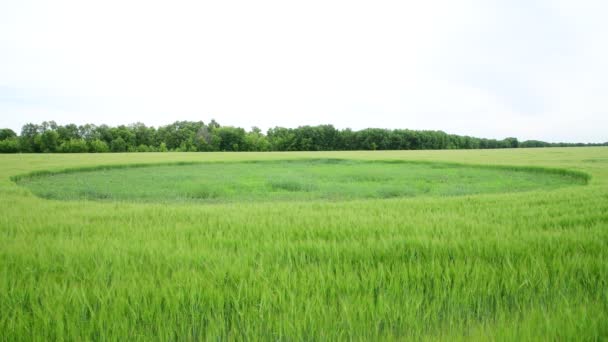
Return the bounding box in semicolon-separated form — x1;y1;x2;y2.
214;126;246;151
78;124;97;141
20;123;42;152
10;119;597;153
208;119;220;130
267;127;296;151
136;144;152;152
89;139;109;153
40;121;58;132
0;128;17;141
130;122;156;147
111;137;127;152
110;126;136;150
501;137;519;148
156;121;204;150
56;124;80;143
194;126;214;151
316;124;339;150
356;128;390;150
0;138;20;153
92;125;113;145
39;130;59;153
521;140;549;148
244;127;271;151
337;128;357;150
58;139;89;153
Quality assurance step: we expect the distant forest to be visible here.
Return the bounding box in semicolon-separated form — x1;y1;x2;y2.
0;121;606;153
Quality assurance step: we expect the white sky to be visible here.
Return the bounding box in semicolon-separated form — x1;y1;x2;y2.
1;0;607;142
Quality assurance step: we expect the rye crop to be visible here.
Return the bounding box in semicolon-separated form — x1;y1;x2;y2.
0;148;607;340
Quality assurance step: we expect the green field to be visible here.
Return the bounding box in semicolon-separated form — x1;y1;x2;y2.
1;148;607;340
15;159;587;203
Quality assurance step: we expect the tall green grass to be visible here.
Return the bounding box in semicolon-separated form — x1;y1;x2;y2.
13;159;588;203
0;148;607;340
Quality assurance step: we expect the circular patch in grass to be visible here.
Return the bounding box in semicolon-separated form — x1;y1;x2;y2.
14;159;588;204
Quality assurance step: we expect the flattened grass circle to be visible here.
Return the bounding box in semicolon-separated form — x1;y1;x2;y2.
15;159;587;203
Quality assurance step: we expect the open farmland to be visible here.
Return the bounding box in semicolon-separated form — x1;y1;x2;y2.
1;147;607;340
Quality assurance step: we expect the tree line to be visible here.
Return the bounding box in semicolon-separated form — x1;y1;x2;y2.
0;121;605;153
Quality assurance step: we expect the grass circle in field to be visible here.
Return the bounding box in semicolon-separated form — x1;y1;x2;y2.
15;159;588;203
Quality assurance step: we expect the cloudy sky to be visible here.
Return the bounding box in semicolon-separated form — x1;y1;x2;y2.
1;0;606;142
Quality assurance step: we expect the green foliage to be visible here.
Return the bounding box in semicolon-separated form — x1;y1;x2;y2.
130;122;156;147
244;127;271;151
88;139;109;153
56;124;79;142
156;121;206;150
266;126;297;151
2;121;606;154
0;137;20;153
521;140;549;148
0;148;607;340
110;137;127;152
39;130;59;153
0;128;17;141
214;126;246;151
502;137;520;148
136;144;152;152
57;139;89;153
18;123;42;152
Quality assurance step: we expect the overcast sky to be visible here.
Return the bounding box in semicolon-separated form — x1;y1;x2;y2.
1;0;607;142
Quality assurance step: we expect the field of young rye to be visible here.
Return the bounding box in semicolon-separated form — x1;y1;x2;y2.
1;147;607;340
14;159;586;203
